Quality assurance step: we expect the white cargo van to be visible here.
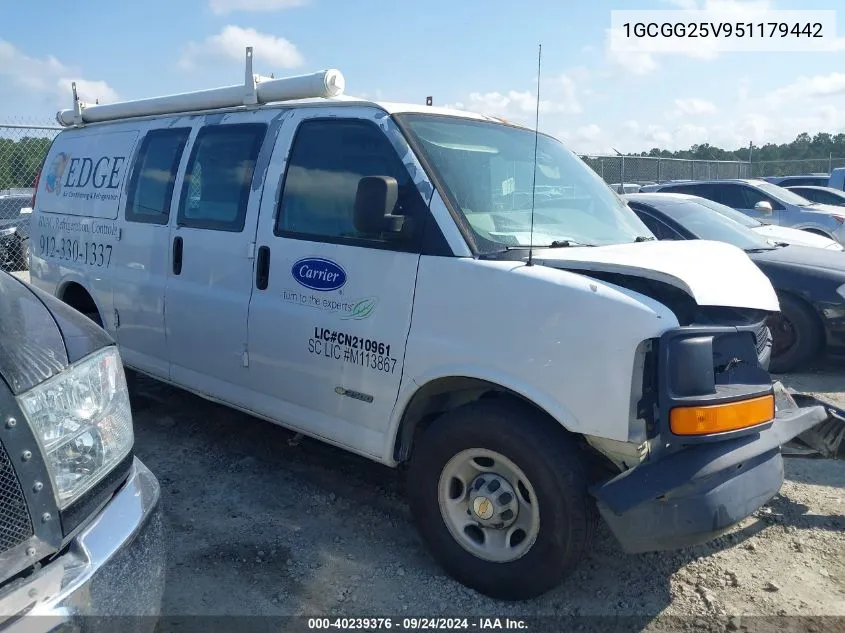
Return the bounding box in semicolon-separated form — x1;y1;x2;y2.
28;49;833;600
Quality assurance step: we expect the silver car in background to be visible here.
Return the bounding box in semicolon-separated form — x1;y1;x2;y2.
640;179;845;246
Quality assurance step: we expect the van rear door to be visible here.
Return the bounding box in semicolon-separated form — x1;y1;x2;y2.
113;125;193;378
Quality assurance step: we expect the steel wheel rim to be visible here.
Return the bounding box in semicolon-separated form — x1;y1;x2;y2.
437;448;540;563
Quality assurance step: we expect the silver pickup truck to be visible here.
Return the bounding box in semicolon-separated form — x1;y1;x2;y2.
0;270;163;632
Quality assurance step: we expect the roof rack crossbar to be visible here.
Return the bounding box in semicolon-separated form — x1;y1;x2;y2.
56;46;345;127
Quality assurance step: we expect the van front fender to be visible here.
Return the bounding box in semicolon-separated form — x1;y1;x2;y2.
386;365;584;464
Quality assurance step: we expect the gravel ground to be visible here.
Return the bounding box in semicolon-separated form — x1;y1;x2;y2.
127;358;845;632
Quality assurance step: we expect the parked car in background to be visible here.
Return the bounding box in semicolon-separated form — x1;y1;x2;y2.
687;194;844;251
829;167;845;191
640;179;845;246
609;182;642;193
0;270;163;631
762;174;830;187
786;186;845;207
0;194;32;272
624;192;845;373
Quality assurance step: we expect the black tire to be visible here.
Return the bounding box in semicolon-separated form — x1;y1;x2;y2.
17;237;29;271
406;397;597;600
767;293;823;373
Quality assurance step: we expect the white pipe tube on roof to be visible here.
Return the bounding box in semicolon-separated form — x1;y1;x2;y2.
256;69;345;102
55;67;346;127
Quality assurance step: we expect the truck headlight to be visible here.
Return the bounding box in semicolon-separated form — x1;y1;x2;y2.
17;346;133;509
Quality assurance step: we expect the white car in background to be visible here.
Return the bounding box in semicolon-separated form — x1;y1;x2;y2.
677;194;844;251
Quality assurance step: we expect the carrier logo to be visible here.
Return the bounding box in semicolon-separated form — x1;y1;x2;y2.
292;257;347;292
45;152;71;195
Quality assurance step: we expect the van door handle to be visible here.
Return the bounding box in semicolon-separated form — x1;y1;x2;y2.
172;236;183;275
256;246;270;290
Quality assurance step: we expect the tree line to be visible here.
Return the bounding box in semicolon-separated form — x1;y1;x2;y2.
634;132;845;165
0;137;54;190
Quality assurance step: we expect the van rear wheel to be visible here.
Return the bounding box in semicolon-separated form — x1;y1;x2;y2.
406;398;596;600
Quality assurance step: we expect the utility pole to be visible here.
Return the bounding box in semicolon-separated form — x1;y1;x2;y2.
748;141;753;177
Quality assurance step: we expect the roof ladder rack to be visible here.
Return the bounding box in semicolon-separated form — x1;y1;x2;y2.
56;47;345;127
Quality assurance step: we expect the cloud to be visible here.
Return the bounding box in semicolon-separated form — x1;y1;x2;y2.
737;77;750;103
604;28;658;75
447;75;582;124
663;0;772;16
594;104;845;155
674;98;718;116
179;26;303;71
0;39;118;106
574;124;602;142
58;78;119;104
209;0;306;14
768;73;845;106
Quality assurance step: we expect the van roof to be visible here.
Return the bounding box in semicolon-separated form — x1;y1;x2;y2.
55;48;517;131
57;95;510;132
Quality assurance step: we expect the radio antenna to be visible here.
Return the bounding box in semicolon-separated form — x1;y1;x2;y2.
526;44;542;267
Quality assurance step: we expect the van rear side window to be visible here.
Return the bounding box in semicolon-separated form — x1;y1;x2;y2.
177;123;267;232
125;128;191;225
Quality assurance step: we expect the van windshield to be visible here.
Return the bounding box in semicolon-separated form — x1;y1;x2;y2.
397;114;653;253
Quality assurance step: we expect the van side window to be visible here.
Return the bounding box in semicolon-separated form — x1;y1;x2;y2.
276;118;424;247
177;123;267;232
125;128;191;224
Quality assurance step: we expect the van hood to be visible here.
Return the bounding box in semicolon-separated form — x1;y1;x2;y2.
534;239;780;312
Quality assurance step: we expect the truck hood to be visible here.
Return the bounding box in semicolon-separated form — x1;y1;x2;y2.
0;271;113;394
534;239;780;312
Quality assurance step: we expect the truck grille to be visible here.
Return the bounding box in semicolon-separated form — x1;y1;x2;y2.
755;322;771;357
0;441;33;553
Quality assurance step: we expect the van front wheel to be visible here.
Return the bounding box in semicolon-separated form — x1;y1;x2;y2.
406;398;596;600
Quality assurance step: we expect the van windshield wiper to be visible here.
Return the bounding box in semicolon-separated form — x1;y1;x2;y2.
501;240;596;250
547;239;596;248
479;240;598;259
633;236;655;242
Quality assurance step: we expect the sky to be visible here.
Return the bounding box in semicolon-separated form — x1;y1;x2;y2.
2;0;845;155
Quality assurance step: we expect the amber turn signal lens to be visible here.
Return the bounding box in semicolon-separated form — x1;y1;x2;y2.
670;395;775;436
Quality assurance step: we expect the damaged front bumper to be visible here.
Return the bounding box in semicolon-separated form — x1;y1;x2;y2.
590;382;844;554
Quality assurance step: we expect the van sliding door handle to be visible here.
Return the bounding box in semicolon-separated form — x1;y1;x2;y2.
256;245;270;290
172;236;183;275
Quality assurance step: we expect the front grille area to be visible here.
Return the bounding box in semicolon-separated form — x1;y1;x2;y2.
755;322;772;357
0;441;33;553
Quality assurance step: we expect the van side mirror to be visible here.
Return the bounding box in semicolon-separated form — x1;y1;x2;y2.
353;176;411;237
754;200;773;214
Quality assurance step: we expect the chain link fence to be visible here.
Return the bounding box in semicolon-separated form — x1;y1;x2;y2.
579;155;752;188
0;119;60;273
580;154;845;188
749;157;845;179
